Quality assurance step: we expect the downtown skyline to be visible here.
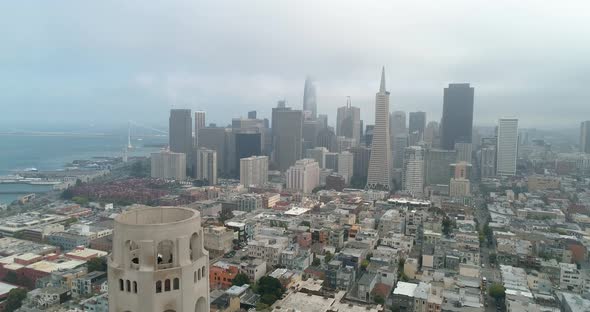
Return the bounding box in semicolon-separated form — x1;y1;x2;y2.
2;1;590;128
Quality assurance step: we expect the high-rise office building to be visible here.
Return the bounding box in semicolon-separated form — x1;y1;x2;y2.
450;162;471;197
325;152;339;171
581;121;590;153
195;148;217;185
194;111;206;147
336;136;356;153
150;151;187;180
496;118;518;176
392;134;408;169
424;149;456;186
390;111;407;138
240;156;268;187
303;77;317;119
198;127;230;176
454;142;473;163
337;151;354;184
108;206;209;312
316;128;338;152
318;114;328;129
408;111;426;145
424;121;440;147
286;159;320;193
234;132;262;177
336;97;361;147
364;125;375;147
248;110;257;119
272;103;303;172
366;68;392;190
303;119;321;151
169;109;193;171
349;146;371;179
306;147;328;169
440;83;474;150
402;146;425;197
480;143;497;179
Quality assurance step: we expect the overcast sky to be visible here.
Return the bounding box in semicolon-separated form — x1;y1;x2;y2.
1;1;589;130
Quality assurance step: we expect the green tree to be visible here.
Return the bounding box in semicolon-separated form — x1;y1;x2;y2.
442;216;454;236
72;196;89;206
373;294;385;305
4;288;27;312
324;251;333;263
255;302;270;311
87;257;107;273
3;271;18;284
312;258;321;266
232;272;250;286
488;283;505;300
61;188;74;200
256;276;284;306
360;259;369;271
489;253;497;264
299;220;311;227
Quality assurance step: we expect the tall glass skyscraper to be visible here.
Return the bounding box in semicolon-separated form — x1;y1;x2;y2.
303;77;317;119
440;83;474;150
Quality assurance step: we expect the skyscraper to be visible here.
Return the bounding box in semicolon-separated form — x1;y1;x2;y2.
496;118;519;176
194;111;206;147
408;111;426;145
240;156;268;187
195;147;217;185
337;151;354;184
424;121;440;147
234;132;262;177
306;147;328;168
107;206;209;312
440;83;474;150
580;121;590;153
390;111;407;138
150;151;187;180
366;67;392;190
424;149;456;186
316;128;338;152
303;77;317;119
272;103;303;172
198;127;230;176
392;134;408;169
402;146;424;197
336;97;361;146
169;109;193;171
349;146;371;179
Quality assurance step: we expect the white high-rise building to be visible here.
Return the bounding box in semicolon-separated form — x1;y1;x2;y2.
337;151;354;184
194;111;206;147
240;156;268;187
151;151;187;180
454;142;473;163
366;67;392;190
306;147;328;168
403;146;425;197
195;148;217;185
496;118;519;176
108;206;209;312
286;159;320;193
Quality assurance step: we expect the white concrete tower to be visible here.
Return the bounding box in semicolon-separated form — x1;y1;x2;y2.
108;206;209;312
366;67;392;190
496;117;519;176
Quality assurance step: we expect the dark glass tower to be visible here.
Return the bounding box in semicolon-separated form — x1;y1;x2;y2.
169;109;193;171
441;83;474;150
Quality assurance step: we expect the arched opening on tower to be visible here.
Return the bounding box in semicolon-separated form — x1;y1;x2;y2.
157;240;175;268
125;240;140;268
195;297;207;312
189;232;200;261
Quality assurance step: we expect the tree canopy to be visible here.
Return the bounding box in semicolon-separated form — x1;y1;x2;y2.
488;283;505;300
4;288;27;312
232;272;250;287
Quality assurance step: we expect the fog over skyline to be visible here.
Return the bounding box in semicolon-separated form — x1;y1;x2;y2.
1;1;589;129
